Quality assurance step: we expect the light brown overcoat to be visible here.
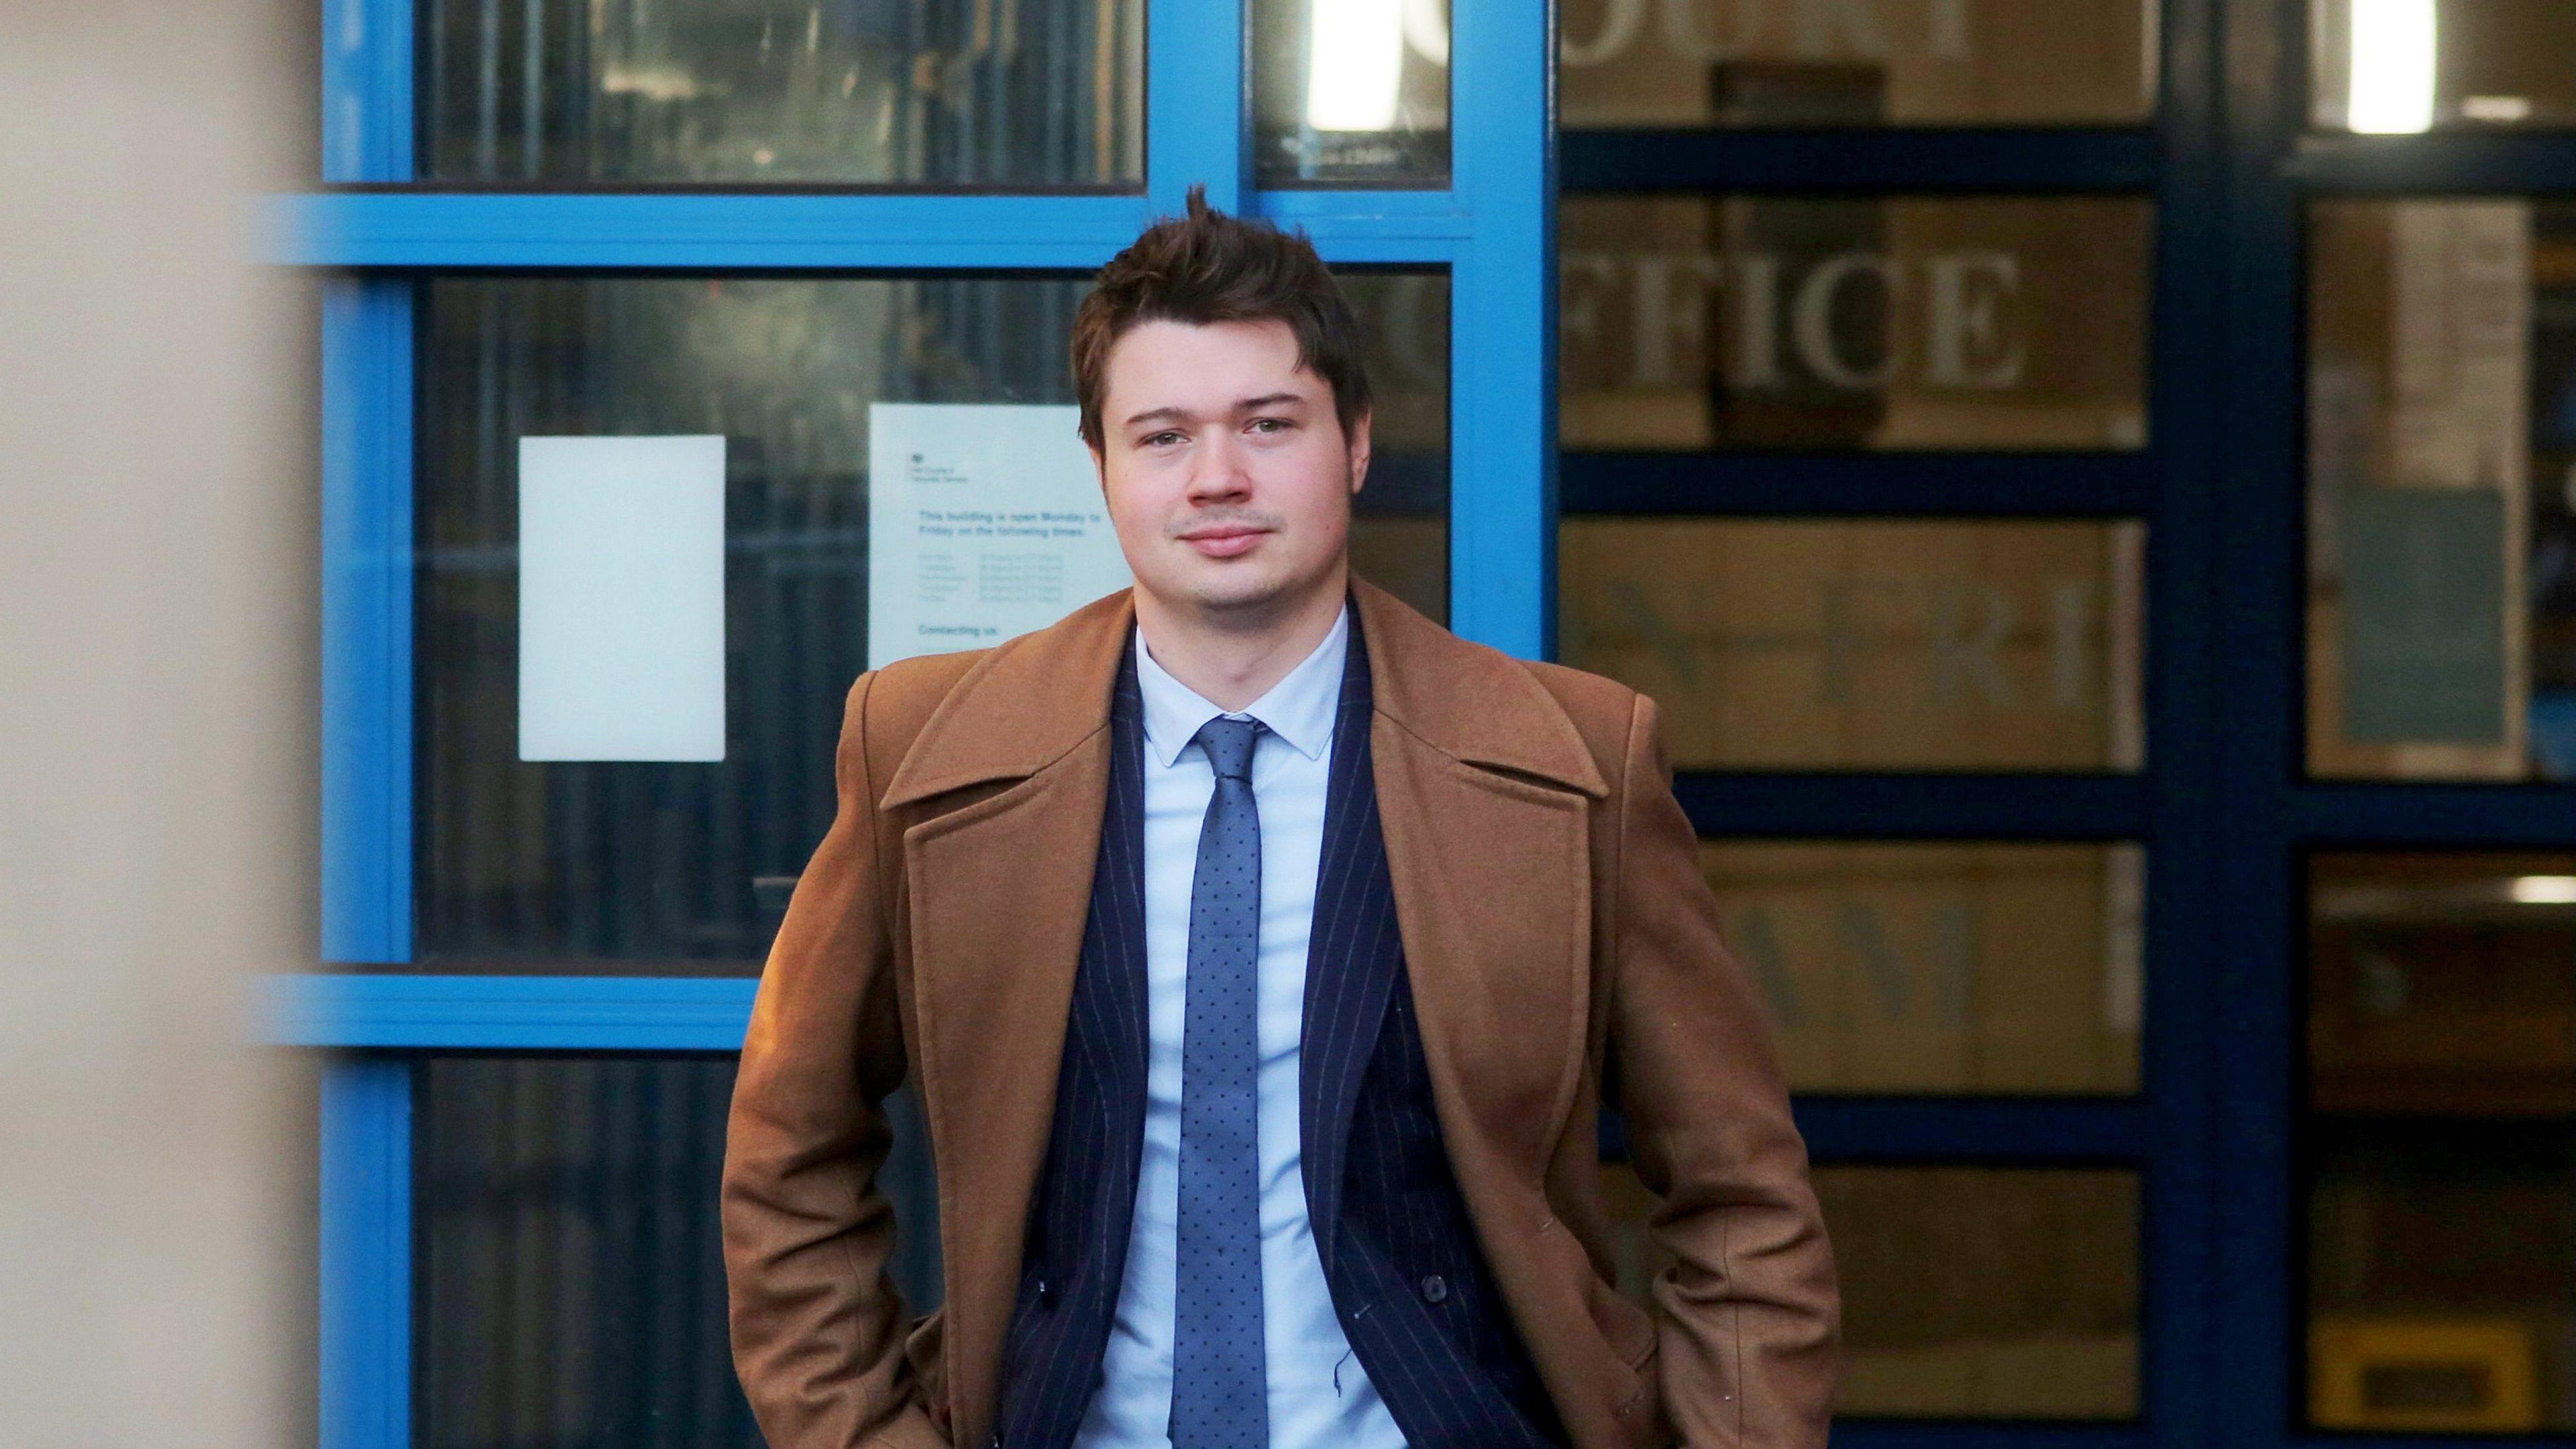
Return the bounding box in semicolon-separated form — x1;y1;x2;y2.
722;574;1839;1448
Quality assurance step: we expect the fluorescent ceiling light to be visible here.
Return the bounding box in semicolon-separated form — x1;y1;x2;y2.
2347;0;2437;134
2509;875;2576;905
1306;0;1403;133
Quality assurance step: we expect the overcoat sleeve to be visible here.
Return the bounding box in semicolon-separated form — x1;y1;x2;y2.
1609;690;1841;1447
722;670;949;1448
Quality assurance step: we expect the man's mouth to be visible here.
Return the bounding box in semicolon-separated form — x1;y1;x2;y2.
1178;525;1266;558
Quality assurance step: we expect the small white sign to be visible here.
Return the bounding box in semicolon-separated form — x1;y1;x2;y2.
867;403;1132;669
517;435;727;762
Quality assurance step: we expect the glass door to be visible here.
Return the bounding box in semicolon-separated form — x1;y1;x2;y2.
1554;0;2216;1442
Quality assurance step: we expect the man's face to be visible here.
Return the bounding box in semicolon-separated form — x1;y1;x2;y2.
1091;317;1368;622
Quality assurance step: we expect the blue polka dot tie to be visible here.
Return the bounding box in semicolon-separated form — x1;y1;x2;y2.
1171;715;1268;1449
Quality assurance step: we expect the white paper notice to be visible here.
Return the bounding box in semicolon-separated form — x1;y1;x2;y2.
517;434;727;762
867;402;1132;669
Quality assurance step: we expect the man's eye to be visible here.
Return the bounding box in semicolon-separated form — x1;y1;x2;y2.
1140;431;1182;447
1248;417;1290;433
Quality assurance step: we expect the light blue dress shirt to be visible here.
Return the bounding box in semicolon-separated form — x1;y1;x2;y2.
1073;601;1408;1449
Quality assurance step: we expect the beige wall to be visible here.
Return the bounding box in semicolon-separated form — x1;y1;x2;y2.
0;4;307;1443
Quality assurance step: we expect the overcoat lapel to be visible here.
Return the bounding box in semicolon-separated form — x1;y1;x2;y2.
1346;580;1610;1222
879;588;1134;1444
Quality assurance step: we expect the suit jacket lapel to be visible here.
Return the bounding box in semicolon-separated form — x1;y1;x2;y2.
1297;610;1397;1271
1071;639;1151;1203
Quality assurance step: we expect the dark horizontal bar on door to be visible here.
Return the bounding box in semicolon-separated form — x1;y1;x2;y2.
1560;451;2158;517
1673;773;2153;841
1600;1099;2150;1164
1826;1421;2150;1449
1562;127;2160;193
2291;782;2576;849
2284;129;2576;195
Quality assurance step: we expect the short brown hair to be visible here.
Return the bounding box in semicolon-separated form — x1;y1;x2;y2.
1071;184;1372;450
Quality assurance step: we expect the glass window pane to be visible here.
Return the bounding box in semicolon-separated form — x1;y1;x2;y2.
1560;519;2147;771
1338;271;1452;612
2315;0;2576;133
2304;200;2576;782
1704;841;2143;1095
415;1055;941;1447
419;0;1144;186
2306;853;2576;1433
1560;0;2155;128
1561;196;2153;451
411;271;1446;970
1603;1162;2139;1419
1251;0;1450;186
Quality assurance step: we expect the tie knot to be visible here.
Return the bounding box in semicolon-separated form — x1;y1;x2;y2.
1193;716;1263;782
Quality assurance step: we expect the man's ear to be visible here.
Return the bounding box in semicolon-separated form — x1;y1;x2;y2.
1346;408;1373;495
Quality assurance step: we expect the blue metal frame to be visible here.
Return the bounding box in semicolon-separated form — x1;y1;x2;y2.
282;1;1557;1443
272;975;756;1052
318;279;410;966
1444;0;1555;656
319;0;410;184
319;1057;410;1449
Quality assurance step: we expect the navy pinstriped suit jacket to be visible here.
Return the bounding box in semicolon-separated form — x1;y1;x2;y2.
992;612;1564;1449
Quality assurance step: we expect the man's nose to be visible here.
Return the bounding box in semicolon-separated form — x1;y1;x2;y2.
1185;431;1252;499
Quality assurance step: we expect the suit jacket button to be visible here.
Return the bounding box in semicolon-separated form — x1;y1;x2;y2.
1036;1277;1054;1306
1419;1274;1448;1304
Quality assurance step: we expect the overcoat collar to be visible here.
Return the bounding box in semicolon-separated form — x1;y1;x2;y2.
880;574;1608;808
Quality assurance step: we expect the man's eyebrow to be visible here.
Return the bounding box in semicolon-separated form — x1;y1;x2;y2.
1120;393;1312;430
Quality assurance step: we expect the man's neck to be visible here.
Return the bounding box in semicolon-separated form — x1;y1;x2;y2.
1132;565;1349;714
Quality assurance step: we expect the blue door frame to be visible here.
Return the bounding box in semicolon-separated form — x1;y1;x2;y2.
270;1;2576;1447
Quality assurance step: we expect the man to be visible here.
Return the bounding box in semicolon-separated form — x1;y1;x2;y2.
722;189;1837;1449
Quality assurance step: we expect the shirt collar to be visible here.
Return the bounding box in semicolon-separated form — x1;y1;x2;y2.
1134;602;1349;769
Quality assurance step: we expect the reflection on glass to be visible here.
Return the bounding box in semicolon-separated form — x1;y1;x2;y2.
421;0;1143;185
416;1056;941;1448
1602;1162;2138;1419
414;272;1448;969
1560;196;2152;451
2316;0;2576;133
1560;0;2155;128
1560;519;2147;771
2304;201;2576;781
1703;841;2143;1094
2306;854;2576;1433
1252;0;1451;185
